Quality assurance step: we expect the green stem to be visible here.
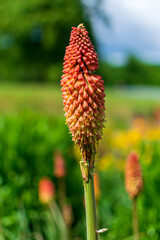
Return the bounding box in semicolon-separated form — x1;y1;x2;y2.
58;177;66;209
132;198;139;240
84;168;98;240
49;202;68;240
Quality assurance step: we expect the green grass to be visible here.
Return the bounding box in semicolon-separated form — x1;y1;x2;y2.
0;83;63;116
0;84;159;124
0;83;160;240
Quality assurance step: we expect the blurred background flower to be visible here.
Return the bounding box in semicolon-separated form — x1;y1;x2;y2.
125;152;143;199
54;150;66;178
38;177;55;204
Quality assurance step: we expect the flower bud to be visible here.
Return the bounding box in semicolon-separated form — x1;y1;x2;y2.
61;24;105;163
38;177;55;204
125;152;143;198
54;151;66;178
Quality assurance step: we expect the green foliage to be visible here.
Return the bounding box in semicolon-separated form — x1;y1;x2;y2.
98;141;160;240
0;0;93;82
100;56;160;86
1;1;159;86
0;110;160;239
0;112;84;239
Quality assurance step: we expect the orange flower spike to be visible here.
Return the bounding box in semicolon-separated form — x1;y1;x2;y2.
125;152;143;199
38;177;55;204
61;24;105;163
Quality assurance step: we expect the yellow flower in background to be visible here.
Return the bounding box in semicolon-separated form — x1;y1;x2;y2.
146;127;160;141
74;116;159;172
113;131;129;150
112;128;142;151
96;153;114;171
127;129;142;146
96;153;126;172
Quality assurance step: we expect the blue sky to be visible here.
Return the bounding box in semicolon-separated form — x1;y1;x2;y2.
90;0;160;65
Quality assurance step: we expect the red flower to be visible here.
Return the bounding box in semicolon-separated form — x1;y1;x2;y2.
38;177;55;204
125;152;143;198
61;24;105;162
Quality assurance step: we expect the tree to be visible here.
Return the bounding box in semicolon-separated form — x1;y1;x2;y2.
0;0;93;82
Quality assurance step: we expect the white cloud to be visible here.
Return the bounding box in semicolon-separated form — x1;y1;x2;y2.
93;0;160;64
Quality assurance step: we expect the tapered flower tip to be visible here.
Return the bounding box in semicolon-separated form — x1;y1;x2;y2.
125;151;143;199
61;24;105;162
62;23;99;74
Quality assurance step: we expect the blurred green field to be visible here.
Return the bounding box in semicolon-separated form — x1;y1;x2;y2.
0;84;160;240
0;84;160;123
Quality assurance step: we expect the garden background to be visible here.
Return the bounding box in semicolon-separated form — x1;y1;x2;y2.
0;0;160;239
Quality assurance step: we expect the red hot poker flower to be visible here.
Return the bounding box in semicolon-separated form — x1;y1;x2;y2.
38;177;55;204
125;151;143;199
61;24;105;163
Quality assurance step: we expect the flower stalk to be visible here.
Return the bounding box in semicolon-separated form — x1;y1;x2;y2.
84;166;98;240
132;198;139;240
54;151;66;209
125;151;143;240
61;23;105;240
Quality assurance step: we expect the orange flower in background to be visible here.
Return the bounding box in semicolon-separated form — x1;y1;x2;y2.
54;150;66;178
61;24;105;163
125;152;143;198
154;107;160;124
94;172;101;202
131;117;148;133
38;177;55;204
